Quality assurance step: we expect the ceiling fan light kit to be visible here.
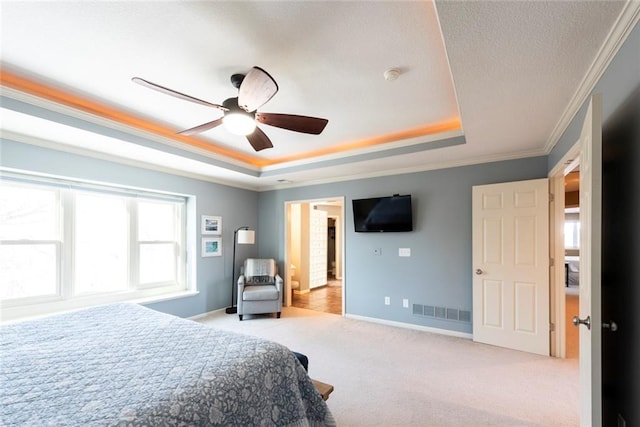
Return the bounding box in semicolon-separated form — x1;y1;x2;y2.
224;114;256;136
222;97;256;136
133;66;328;151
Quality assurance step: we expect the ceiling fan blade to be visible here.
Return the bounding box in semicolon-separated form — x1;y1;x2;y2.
132;77;228;111
246;127;274;151
178;118;224;136
238;67;278;113
256;113;328;135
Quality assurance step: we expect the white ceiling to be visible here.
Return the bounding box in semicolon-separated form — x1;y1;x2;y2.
0;1;633;190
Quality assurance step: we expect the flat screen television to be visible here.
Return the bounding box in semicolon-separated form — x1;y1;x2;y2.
352;194;413;232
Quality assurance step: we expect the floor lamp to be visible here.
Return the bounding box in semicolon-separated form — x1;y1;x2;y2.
226;226;255;314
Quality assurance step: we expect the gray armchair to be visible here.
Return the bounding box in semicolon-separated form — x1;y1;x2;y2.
237;258;283;321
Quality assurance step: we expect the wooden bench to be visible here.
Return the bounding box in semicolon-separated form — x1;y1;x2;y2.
311;379;334;401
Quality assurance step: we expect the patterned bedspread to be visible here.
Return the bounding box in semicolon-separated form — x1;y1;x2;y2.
0;303;335;426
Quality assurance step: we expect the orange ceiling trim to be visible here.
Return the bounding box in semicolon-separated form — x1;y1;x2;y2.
2;69;462;170
256;119;462;167
0;69;261;166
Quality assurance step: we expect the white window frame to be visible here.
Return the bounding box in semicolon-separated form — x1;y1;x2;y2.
1;173;193;321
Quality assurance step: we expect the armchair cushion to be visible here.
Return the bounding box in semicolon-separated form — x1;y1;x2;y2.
243;285;279;301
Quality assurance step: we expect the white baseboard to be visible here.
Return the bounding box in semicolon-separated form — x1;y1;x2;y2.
188;307;225;321
189;307;473;340
345;313;473;340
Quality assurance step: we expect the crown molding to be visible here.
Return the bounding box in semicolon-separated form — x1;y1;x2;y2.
259;148;547;192
1;130;262;192
544;1;640;154
0;87;258;172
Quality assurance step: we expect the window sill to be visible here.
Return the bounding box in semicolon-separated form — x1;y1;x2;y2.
1;289;199;324
133;290;199;305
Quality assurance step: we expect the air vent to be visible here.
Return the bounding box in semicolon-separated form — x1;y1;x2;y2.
423;305;435;317
412;303;471;323
412;304;423;315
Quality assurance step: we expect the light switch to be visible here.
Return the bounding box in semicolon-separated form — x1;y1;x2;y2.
399;248;411;257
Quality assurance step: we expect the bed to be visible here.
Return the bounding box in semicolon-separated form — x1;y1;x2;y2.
0;303;335;426
565;256;580;287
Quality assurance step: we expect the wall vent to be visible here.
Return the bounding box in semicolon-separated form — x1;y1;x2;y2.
446;308;459;320
412;303;471;323
412;304;423;316
423;305;435;317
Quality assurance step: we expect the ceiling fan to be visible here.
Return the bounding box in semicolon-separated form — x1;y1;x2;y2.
132;67;328;151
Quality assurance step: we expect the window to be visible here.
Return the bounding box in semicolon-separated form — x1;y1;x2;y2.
0;184;59;300
564;221;580;249
0;174;189;319
74;192;129;294
564;209;580;249
137;200;180;286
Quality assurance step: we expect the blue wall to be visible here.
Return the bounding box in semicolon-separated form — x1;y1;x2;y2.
258;157;548;334
0;139;259;319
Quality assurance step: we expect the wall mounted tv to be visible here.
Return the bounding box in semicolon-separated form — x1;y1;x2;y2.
352;194;413;232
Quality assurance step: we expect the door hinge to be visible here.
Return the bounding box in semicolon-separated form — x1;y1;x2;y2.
550;257;554;267
549;193;555;202
550;322;555;332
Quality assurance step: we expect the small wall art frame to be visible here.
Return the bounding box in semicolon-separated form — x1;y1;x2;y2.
202;237;222;257
201;215;222;235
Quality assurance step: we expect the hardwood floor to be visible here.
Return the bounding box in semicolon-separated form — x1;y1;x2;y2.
292;278;342;315
565;286;579;359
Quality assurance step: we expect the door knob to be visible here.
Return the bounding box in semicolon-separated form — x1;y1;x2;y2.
572;315;591;330
602;321;618;332
475;269;483;275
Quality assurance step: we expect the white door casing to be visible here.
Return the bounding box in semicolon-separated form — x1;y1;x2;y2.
472;178;550;355
578;94;603;426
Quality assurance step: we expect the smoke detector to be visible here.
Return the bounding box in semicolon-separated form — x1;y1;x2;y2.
383;68;401;81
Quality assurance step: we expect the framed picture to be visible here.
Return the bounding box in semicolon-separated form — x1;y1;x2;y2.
202;215;222;235
202;237;222;257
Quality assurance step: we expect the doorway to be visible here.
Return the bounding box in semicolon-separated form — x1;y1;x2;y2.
284;197;344;315
563;168;580;359
550;140;583;360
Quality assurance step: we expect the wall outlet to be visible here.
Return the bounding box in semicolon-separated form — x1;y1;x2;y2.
384;296;391;305
399;248;411;257
403;298;409;308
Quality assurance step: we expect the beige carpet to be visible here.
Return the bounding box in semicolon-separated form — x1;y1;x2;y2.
195;307;579;426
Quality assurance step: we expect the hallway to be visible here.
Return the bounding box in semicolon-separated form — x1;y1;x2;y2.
565;285;579;359
292;278;342;315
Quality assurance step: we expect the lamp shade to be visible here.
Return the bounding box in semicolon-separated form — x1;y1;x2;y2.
237;229;255;245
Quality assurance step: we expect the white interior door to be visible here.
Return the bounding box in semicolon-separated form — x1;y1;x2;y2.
577;94;602;426
308;208;327;289
472;178;550;355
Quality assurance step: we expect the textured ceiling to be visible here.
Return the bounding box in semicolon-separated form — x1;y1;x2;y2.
0;1;633;190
